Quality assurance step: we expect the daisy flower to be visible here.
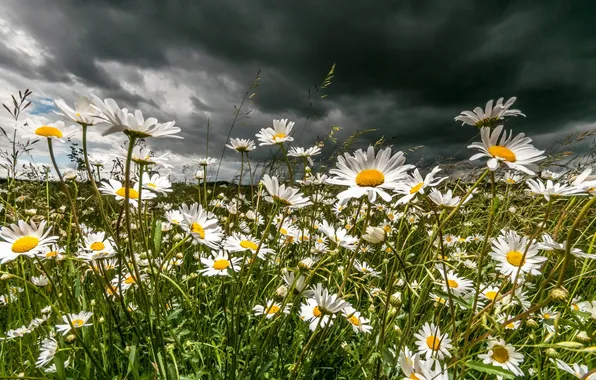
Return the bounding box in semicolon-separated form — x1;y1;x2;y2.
439;269;473;297
80;231;115;259
196;157;217;167
100;179;156;205
256;119;295;145
489;230;547;280
56;311;93;335
526;178;584;201
282;270;308;294
38;245;65;261
165;210;184;226
54;96;102;126
181;203;224;249
428;188;472;208
361;226;386;243
551;358;593;379
87;153;111;168
503;171;524;185
226;138;256;152
318;220;358;250
478;338;524;377
253;300;291;319
468;125;545;175
36;337;58;368
261;174;312;208
455;97;524;128
141;173;172;195
571;168;596;195
222;232;273;259
91;95;182;139
342;306;372;334
300;284;350;331
22;120;77;143
414;322;452;360
353;260;381;277
328;146;413;202
0;220;58;264
198;252;241;277
287;146;322;165
537;233;596;259
114;146;172;168
394;166;447;205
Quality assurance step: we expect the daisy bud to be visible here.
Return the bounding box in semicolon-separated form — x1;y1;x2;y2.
390;292;402;307
189;273;198;279
575;331;590;342
125;346;131;353
176;253;184;259
98;317;105;324
276;285;288;298
90;299;96;307
24;208;37;216
525;318;539;328
65;334;77;343
550;287;569;302
508;206;517;213
201;282;207;289
0;273;11;280
362;226;386;243
298;258;315;271
545;348;559;358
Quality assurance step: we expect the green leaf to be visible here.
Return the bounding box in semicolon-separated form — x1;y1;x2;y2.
153;219;162;254
466;361;515;379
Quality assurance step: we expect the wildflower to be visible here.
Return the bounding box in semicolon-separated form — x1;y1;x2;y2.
414;322;452;359
165;210;184;226
503;171;524;184
478;338;524;377
468;125;545;175
438;269;473;297
551;358;594;379
299;283;350;331
353;260;381;277
56;311;93;335
223;232;273;259
181;203;224;249
394;166;447;204
99;179;156;205
256;119;295;145
261;175;312;208
22;120;77;143
538;233;596;259
282;270;308;294
36;337;58;368
253;300;291;318
226;138;256;152
361;226;386;243
342;306;372;334
428;188;472;208
0;220;58;264
455;97;524;128
287;146;322;165
141;173;172;195
319;220;358;250
328;146;413;202
198;252;241;277
195;157;217;167
526;178;584;201
489;230;547;280
54;96;102;126
571;168;596;195
80;231;115;259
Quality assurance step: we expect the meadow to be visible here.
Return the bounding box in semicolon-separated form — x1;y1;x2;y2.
0;90;595;379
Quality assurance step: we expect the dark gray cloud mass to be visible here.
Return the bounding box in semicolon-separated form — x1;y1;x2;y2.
2;0;596;173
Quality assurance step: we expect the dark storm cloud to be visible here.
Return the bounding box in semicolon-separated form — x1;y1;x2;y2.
2;0;596;168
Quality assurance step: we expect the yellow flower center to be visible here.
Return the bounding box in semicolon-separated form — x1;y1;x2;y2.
426;335;440;351
505;322;515;329
491;345;509;363
572;304;579;311
485;291;498;300
447;279;459;288
71;319;85;328
35;126;63;138
191;222;206;239
506;251;525;267
11;236;39;253
90;241;105;251
265;305;280;314
488;145;516;162
171;219;179;225
410;182;424;194
239;240;258;250
505;178;516;184
273;133;286;140
355;169;385;187
45;251;58;257
543;313;551;319
409;375;421;380
383;225;391;232
213;259;230;270
313;306;322;317
124;275;136;284
280;228;288;235
348;315;361;326
115;187;139;199
147;183;157;188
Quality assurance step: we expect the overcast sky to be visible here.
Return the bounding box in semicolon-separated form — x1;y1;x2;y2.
1;0;595;181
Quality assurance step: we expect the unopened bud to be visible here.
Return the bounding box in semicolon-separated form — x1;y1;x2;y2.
65;334;77;343
525;318;539;328
276;285;288;298
362;226;386;244
176;253;184;259
545;348;559;358
575;331;591;342
550;287;569;302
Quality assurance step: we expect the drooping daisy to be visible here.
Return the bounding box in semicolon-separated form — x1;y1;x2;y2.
287;146;322;166
361;226;386;243
571;168;596;195
253;300;291;319
455;97;524;128
428;188;472;208
468;125;545;175
328;146;413;202
538;233;596;259
198;252;241;277
478;338;524;377
498;314;521;330
100;179;156;205
22;120;77;143
226;138;256;153
394;166;448;205
91;95;182;139
414;322;452;360
56;311;93;335
141;173;172;195
341;306;372;334
539;307;558;333
526;178;584;201
551;358;593;379
256;119;295;145
282;270;308;294
489;230;547;280
0;220;58;264
54;96;102;126
261;174;312;208
180;203;224;249
36;337;58;368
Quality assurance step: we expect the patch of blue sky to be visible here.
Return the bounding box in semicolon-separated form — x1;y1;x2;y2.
28;97;57;116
